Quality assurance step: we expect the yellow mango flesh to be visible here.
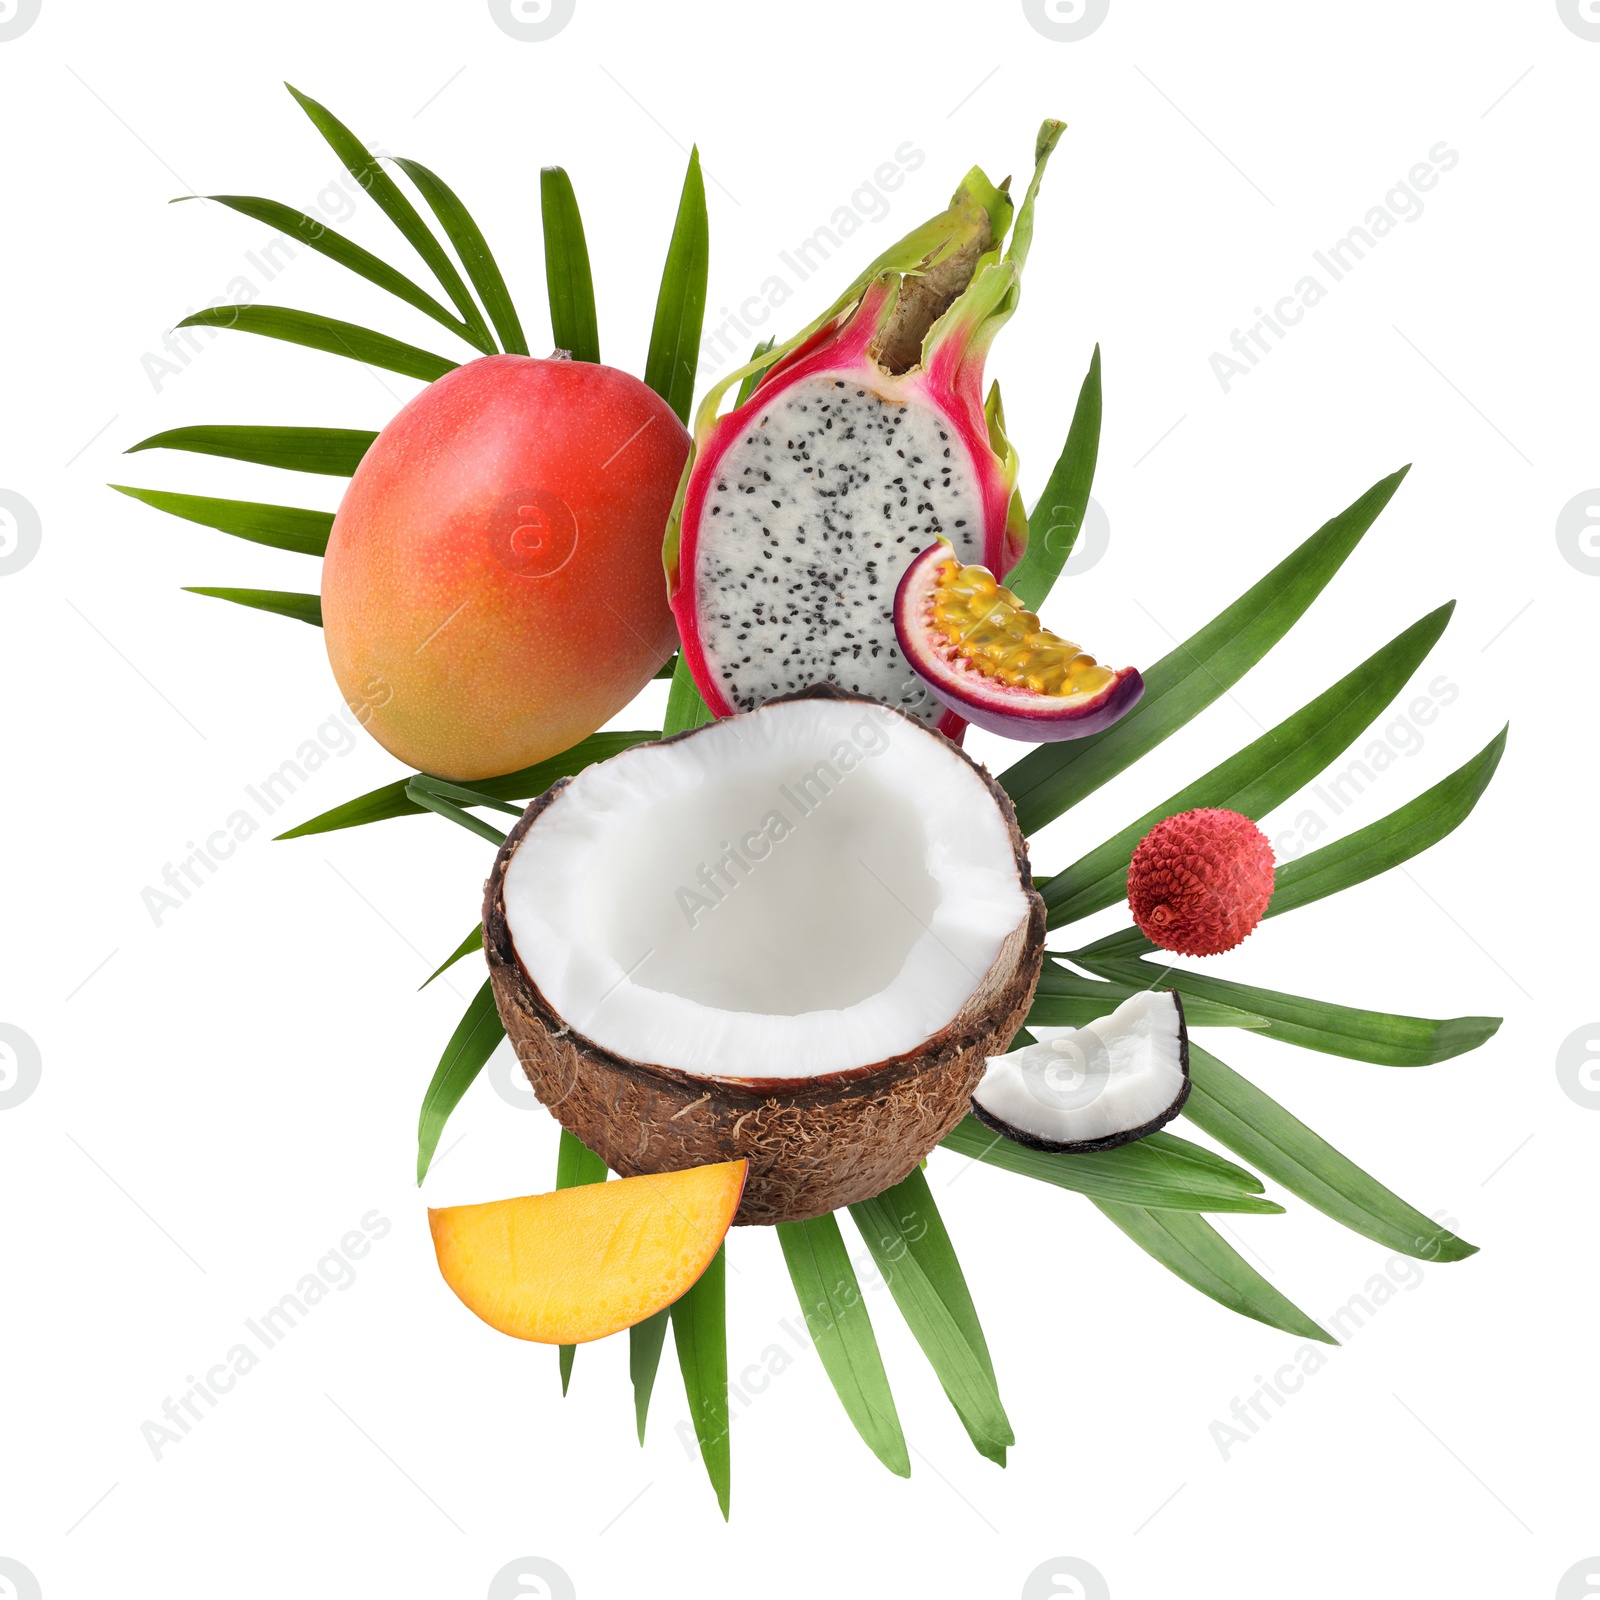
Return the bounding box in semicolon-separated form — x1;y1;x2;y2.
428;1160;747;1344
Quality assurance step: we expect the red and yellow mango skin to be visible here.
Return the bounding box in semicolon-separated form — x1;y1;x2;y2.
323;354;688;781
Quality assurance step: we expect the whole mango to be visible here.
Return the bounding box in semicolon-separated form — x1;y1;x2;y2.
322;354;687;780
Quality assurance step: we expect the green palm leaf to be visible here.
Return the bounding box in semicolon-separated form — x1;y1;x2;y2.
1095;1203;1334;1343
643;148;709;424
540;167;600;363
1139;1130;1270;1187
629;1311;671;1445
662;655;713;735
1001;467;1410;835
177;305;457;383
734;336;776;407
776;1213;909;1476
395;158;527;355
671;1244;731;1518
554;1131;610;1394
403;778;509;845
408;777;522;819
1072;954;1500;1066
125;424;376;476
182;586;321;626
177;193;478;346
416;979;505;1184
850;1167;1012;1464
1043;602;1454;928
110;485;333;557
276;730;656;838
1003;344;1102;611
1029;962;1267;1030
1269;726;1508;917
285;85;494;352
940;1116;1280;1213
1184;1045;1476;1261
420;926;484;990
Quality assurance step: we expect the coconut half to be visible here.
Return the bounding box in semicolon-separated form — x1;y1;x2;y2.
970;989;1189;1153
484;684;1045;1224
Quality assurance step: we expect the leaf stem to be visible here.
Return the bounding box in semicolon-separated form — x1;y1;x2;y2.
407;774;524;816
403;780;509;845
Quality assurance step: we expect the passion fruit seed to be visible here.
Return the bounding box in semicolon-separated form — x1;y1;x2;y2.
928;557;1115;698
893;539;1145;743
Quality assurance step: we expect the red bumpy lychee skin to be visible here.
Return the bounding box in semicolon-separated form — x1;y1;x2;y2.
1127;808;1276;957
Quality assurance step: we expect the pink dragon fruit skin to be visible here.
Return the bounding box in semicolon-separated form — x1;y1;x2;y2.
665;123;1064;735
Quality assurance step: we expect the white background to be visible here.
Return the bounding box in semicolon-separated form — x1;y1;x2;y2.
2;2;1595;1597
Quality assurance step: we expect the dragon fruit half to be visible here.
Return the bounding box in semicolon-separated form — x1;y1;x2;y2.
665;121;1064;734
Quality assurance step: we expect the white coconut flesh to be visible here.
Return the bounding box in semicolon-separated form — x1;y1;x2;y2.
500;695;1029;1084
693;372;987;724
972;989;1188;1150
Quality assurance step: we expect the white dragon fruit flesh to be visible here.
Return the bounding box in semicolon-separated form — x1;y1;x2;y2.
666;123;1064;735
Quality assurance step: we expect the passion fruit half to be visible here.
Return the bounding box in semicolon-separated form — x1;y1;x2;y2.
893;540;1143;741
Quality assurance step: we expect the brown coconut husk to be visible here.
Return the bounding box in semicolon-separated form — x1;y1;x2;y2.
482;685;1046;1225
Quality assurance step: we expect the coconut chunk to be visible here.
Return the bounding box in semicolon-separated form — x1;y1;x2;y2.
971;989;1189;1153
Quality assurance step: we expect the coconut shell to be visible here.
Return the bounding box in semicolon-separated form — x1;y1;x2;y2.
482;685;1047;1225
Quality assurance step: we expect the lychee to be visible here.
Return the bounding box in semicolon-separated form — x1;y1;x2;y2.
1127;808;1276;957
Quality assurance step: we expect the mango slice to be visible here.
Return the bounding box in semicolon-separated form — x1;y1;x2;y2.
428;1159;747;1344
